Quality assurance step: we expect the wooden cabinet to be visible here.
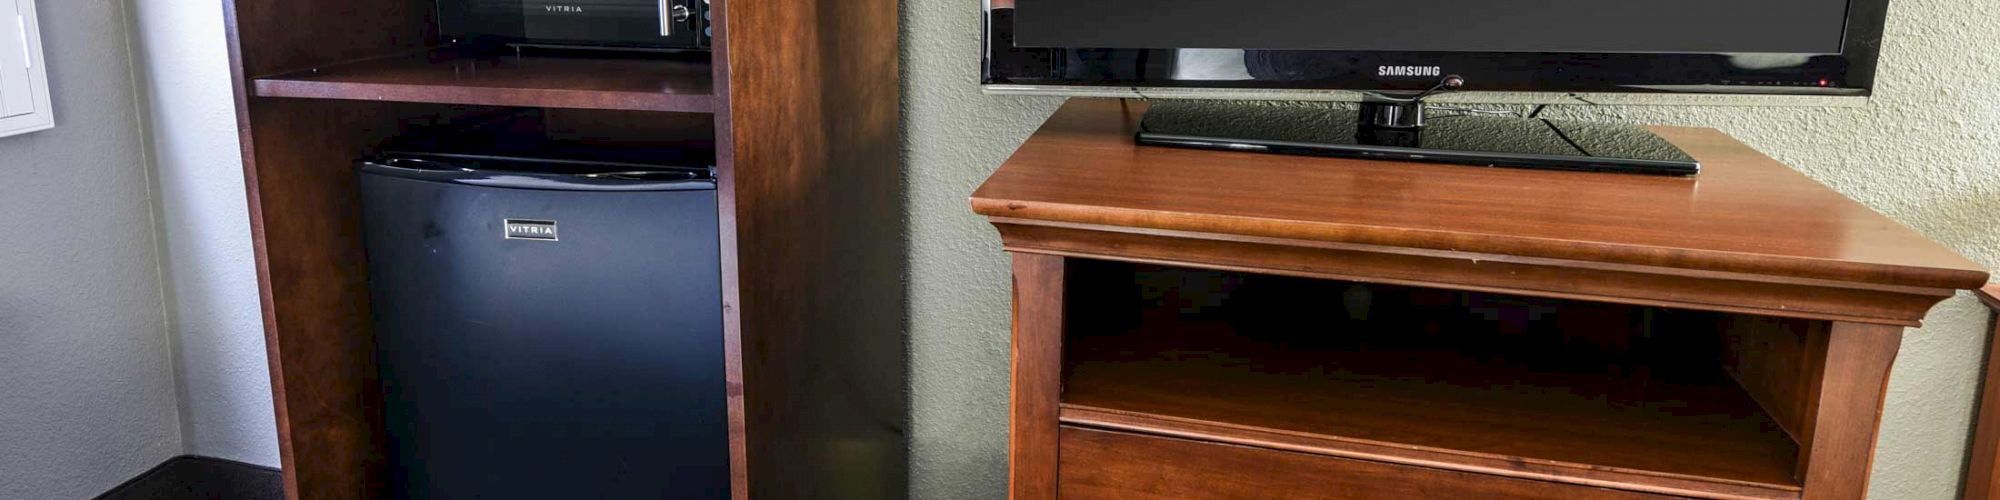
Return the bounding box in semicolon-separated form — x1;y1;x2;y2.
220;0;903;498
973;99;1989;499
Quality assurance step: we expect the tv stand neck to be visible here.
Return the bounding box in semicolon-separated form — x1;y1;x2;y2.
1357;73;1459;130
1356;99;1427;147
1358;98;1426;129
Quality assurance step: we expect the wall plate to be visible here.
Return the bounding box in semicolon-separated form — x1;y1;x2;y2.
0;0;52;138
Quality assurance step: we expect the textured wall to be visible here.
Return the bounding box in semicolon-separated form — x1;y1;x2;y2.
126;0;277;467
0;0;183;498
903;0;2000;499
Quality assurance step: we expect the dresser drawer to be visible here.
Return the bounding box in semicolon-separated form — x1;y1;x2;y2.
1058;427;1682;499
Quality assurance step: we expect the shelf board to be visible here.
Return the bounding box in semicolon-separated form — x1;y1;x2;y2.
1060;327;1803;500
252;53;716;113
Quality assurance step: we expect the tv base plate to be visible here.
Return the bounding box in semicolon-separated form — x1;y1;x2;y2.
1135;100;1701;176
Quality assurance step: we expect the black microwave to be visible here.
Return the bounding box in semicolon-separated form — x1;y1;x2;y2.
439;0;711;50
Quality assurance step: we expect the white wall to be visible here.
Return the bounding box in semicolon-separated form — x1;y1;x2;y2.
126;0;275;467
903;0;2000;499
0;0;182;497
0;0;281;495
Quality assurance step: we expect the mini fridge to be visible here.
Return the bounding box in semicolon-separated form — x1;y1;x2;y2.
356;129;730;499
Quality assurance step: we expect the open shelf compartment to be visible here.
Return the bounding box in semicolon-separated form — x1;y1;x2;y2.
1057;259;1805;499
252;50;717;113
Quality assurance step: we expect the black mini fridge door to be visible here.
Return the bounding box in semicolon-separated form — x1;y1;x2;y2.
358;158;728;499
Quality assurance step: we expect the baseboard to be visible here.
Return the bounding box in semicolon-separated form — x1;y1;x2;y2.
95;455;283;500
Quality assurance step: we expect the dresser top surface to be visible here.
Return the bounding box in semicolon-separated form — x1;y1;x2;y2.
972;99;1987;290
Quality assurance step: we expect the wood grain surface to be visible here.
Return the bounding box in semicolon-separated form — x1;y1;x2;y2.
972;99;1986;292
1060;322;1800;499
223;1;433;494
971;100;1977;500
253;53;716;112
1797;322;1902;499
990;222;1949;326
236;98;404;500
1009;254;1065;499
227;0;431;79
1721;315;1831;447
1962;285;2000;500
1059;427;1680;500
713;0;908;496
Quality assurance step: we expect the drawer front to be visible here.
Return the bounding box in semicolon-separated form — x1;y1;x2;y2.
1059;427;1680;500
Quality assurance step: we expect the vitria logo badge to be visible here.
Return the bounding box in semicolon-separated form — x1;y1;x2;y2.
504;219;559;241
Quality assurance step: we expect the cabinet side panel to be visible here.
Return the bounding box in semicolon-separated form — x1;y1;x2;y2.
1800;322;1902;499
1721;315;1831;446
1964;287;2000;500
717;0;907;496
1010;254;1065;500
242;99;412;499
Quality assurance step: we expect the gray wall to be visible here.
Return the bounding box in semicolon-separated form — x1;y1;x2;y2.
904;0;2000;499
0;0;183;498
128;0;275;467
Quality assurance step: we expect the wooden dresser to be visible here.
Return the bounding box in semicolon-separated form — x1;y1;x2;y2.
973;99;1988;499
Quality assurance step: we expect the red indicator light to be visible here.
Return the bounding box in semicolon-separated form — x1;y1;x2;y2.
1818;79;1831;87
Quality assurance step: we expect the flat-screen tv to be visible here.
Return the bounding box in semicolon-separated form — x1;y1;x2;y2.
983;0;1888;98
982;0;1892;176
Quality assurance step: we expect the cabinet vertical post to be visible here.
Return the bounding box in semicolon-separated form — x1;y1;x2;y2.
1011;253;1065;500
1964;287;2000;500
1801;321;1903;499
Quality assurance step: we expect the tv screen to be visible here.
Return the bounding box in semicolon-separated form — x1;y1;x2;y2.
984;0;1886;97
1015;0;1847;54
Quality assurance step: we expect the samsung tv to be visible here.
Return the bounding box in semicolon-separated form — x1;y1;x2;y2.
982;0;1892;175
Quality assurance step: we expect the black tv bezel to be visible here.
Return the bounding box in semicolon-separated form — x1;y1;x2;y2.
981;0;1888;97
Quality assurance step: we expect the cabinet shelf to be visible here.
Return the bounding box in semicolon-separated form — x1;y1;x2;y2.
1056;265;1804;499
252;52;716;113
1062;330;1802;499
